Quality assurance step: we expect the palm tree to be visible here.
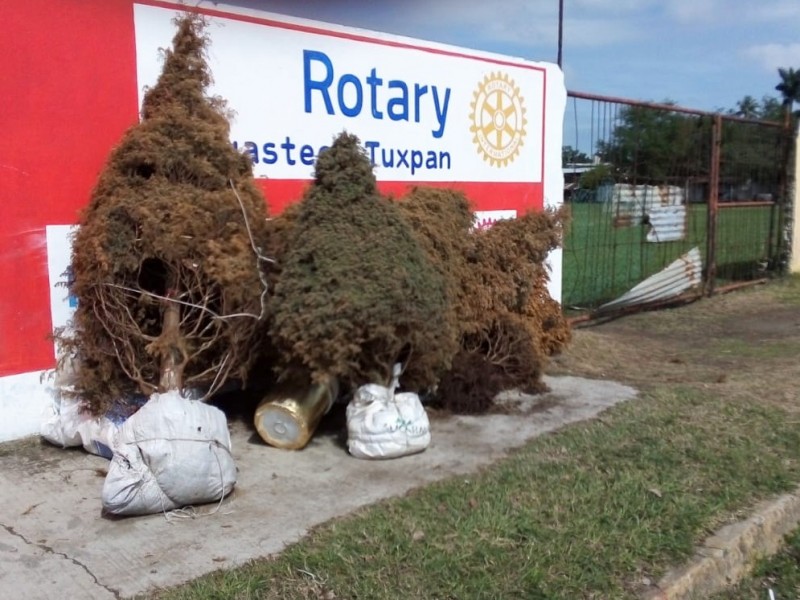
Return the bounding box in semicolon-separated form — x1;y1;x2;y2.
759;95;784;121
775;67;800;122
734;95;760;118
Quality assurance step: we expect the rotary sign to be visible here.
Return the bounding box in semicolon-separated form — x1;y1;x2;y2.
0;0;565;441
133;1;565;214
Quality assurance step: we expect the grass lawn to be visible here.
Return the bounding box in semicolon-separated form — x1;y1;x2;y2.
150;277;800;599
562;202;779;309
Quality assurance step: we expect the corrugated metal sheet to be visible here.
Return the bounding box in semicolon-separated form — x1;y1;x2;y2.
599;247;702;311
611;184;684;225
646;205;687;242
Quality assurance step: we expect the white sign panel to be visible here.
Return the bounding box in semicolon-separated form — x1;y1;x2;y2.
133;3;553;185
46;225;77;350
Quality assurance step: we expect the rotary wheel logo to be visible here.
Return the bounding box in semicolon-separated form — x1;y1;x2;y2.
469;72;527;167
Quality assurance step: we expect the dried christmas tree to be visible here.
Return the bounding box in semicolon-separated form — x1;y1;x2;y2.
62;14;271;414
437;208;572;413
396;187;571;414
269;133;453;391
394;187;473;387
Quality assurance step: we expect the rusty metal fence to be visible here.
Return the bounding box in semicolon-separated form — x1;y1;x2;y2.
562;91;792;316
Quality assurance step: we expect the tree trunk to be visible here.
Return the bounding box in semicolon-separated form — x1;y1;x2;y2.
158;286;184;393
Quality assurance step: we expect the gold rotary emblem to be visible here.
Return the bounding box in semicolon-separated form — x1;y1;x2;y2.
469;72;527;167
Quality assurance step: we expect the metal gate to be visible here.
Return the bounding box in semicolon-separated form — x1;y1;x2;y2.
562;91;792;317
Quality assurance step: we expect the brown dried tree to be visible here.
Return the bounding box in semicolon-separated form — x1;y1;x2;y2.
62;14;271;414
394;187;473;387
397;187;571;413
439;208;572;413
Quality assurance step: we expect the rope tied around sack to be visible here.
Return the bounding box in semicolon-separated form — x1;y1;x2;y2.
118;436;235;523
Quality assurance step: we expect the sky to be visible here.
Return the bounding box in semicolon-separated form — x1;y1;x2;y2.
220;0;800;113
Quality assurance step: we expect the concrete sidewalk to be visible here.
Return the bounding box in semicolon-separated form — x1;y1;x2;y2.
0;375;635;599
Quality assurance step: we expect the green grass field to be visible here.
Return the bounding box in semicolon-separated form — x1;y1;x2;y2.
562;202;779;309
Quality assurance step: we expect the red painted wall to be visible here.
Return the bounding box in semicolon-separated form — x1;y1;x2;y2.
0;1;548;378
0;0;140;375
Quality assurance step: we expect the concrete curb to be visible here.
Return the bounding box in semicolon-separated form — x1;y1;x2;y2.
643;487;800;599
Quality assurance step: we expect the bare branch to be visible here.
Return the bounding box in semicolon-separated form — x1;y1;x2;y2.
229;179;272;321
99;282;261;320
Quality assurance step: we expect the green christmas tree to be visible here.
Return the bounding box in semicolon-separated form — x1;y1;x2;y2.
270;133;452;391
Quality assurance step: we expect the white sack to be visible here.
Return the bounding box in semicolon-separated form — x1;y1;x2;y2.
102;391;236;516
41;395;87;448
40;381;131;459
346;365;431;459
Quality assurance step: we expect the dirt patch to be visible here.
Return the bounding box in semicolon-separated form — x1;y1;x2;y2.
717;306;800;342
551;282;800;413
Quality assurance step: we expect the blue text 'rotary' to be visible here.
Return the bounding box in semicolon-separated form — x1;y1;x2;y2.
303;50;451;139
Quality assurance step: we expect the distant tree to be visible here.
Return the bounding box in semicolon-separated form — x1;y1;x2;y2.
759;95;785;121
776;67;800;109
721;90;788;193
720;120;784;189
562;145;591;164
733;95;760;118
596;102;703;182
727;94;789;122
578;164;614;189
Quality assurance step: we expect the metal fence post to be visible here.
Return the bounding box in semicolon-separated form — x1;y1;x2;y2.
790;123;800;273
776;112;794;272
706;114;721;295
